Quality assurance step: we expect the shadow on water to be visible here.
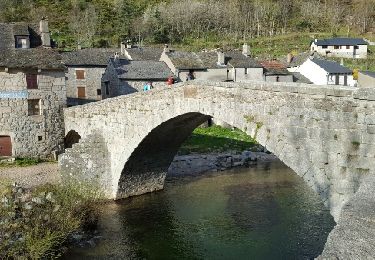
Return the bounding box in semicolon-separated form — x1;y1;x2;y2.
64;161;335;260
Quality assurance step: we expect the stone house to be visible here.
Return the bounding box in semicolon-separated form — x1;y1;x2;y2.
0;19;66;158
61;48;122;106
160;44;263;82
260;60;294;82
102;56;172;98
310;37;368;59
296;58;355;87
358;71;375;88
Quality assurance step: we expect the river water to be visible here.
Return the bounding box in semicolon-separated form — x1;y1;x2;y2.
65;161;335;259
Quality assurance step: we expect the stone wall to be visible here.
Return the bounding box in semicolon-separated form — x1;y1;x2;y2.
59;80;375;221
168;151;276;176
65;67;105;106
0;68;66;158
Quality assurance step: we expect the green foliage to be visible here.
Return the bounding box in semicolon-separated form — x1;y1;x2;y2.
0;0;373;50
0;181;103;259
179;125;257;154
0;158;45;168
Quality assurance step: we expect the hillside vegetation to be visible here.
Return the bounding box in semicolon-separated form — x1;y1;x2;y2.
0;0;374;50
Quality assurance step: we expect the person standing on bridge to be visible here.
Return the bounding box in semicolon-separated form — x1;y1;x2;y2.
167;75;175;86
143;82;153;91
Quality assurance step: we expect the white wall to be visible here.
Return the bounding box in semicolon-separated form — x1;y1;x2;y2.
311;42;367;59
297;59;355;86
297;59;330;85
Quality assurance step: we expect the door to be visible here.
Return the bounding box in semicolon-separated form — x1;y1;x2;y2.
335;75;339;85
77;87;86;98
0;136;12;156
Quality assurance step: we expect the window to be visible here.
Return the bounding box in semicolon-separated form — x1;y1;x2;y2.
38;136;43;141
26;74;38;89
322;45;328;49
244;68;248;75
346;45;350;49
77;87;86;98
97;89;102;95
28;99;41;116
334;45;340;49
76;70;85;80
15;36;29;48
105;82;110;95
354;46;359;49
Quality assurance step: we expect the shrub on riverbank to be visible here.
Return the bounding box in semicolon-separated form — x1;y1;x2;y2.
0;181;102;259
179;125;259;154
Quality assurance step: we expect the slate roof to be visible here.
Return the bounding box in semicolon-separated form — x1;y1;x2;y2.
0;23;40;50
311;58;352;74
284;52;322;67
314;38;368;46
361;71;375;78
0;47;65;70
166;50;261;70
292;72;312;84
225;51;262;68
0;22;64;69
111;58;172;80
61;48;122;66
125;47;163;61
260;60;290;75
165;51;205;70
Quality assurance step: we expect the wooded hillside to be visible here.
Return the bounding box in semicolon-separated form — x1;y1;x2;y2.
0;0;374;50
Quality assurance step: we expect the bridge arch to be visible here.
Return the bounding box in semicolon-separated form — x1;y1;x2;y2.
59;82;375;221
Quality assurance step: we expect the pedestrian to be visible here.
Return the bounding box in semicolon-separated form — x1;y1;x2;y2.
186;71;194;81
167;75;175;86
143;82;151;91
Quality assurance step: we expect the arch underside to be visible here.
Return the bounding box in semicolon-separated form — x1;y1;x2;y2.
116;112;211;198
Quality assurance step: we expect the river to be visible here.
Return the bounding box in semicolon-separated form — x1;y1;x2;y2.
64;161;335;259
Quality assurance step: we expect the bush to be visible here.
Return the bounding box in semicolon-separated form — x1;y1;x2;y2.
0;181;103;259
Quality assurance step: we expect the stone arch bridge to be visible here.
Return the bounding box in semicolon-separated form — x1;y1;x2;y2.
59;81;375;221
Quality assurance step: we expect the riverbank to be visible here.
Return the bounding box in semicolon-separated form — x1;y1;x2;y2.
0;151;277;186
0;162;60;188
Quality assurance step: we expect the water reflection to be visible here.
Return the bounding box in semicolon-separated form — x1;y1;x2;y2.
64;161;335;259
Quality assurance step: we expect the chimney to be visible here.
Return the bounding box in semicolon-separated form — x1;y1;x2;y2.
217;50;225;66
242;43;250;56
164;44;170;53
39;17;51;48
287;53;293;63
340;58;344;66
114;52;120;60
120;42;126;55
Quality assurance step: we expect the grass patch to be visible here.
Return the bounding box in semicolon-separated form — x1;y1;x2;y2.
0;157;49;168
179;125;257;155
0;181;103;259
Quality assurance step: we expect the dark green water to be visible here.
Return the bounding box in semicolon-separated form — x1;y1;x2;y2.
65;161;335;259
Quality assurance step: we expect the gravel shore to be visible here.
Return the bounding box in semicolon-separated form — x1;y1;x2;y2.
0;162;60;188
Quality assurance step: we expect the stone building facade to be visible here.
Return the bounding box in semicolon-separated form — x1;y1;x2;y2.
0;19;66;158
61;48;121;106
160;44;264;83
102;57;172;98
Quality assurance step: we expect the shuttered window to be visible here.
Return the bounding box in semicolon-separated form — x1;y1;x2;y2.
26;74;38;89
77;87;86;98
28;99;41;116
76;70;85;80
0;136;12;156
